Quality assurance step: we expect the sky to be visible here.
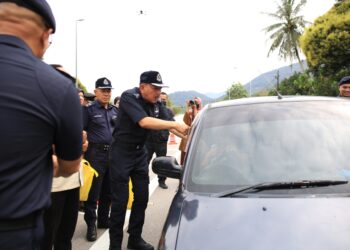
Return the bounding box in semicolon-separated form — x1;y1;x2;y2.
44;0;335;97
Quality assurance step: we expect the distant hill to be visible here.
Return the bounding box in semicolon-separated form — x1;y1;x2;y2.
244;61;307;95
168;91;214;107
169;62;307;105
204;91;225;99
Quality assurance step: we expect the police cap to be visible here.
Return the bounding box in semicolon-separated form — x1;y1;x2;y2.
140;71;168;88
95;77;113;89
339;76;350;86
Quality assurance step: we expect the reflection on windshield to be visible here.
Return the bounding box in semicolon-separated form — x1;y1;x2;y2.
188;101;350;193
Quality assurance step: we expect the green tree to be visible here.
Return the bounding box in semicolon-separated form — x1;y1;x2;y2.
267;71;339;96
225;83;248;100
300;0;350;76
76;78;88;93
263;0;308;71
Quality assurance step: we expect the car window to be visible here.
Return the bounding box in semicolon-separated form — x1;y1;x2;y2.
186;100;350;193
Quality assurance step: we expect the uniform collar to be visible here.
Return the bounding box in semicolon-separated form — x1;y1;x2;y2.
0;35;33;54
135;87;153;106
94;100;113;110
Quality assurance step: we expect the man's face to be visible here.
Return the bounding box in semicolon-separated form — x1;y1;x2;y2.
339;83;350;97
94;88;112;105
160;93;168;104
140;84;162;103
78;92;84;106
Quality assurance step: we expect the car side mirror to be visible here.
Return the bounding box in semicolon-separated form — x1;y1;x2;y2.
152;156;182;179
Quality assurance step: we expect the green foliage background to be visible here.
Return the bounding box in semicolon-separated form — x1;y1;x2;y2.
300;0;350;76
259;0;350;97
223;83;248;100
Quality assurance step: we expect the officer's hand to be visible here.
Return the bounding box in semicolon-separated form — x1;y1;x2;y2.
52;155;59;177
82;131;88;153
176;123;189;135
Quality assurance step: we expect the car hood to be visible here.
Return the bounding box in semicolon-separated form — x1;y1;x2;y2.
175;195;350;250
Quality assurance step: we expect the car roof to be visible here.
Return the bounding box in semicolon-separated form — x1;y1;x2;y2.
206;96;347;109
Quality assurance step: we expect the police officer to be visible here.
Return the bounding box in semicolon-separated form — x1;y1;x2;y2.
145;92;174;189
83;77;118;241
0;1;83;249
109;71;188;250
338;76;350;97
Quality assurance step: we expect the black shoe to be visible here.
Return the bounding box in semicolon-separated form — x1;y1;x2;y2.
109;247;121;250
97;221;109;229
127;237;154;250
158;181;168;189
86;225;97;242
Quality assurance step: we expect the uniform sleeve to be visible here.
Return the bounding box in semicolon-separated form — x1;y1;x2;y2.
159;104;174;121
167;107;175;121
121;92;148;124
54;84;83;160
82;106;89;130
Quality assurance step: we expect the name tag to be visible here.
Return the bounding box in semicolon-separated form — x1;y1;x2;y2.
93;114;102;118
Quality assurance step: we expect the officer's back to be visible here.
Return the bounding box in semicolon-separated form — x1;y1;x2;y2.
0;1;83;249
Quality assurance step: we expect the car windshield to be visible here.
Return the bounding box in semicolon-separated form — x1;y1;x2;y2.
186;100;350;194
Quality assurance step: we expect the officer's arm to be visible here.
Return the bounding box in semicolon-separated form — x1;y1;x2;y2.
56;157;82;177
55;84;83;177
54;131;87;177
139;117;188;135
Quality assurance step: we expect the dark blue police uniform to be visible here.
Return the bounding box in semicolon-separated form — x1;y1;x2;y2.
145;102;174;185
83;100;118;230
0;35;82;249
109;87;172;249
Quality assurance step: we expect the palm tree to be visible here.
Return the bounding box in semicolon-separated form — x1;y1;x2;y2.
263;0;309;71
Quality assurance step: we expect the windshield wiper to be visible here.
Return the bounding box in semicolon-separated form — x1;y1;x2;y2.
212;180;349;198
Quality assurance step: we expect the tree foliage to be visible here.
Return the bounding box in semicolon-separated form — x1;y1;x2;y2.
266;70;339;96
263;0;308;70
300;0;350;76
259;0;350;98
224;83;248;100
76;78;88;93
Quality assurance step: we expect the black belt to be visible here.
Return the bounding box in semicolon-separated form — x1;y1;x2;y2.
0;213;37;231
89;143;110;151
116;141;145;150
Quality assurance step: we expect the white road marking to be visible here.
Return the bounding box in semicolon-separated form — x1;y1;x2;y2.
89;172;162;249
90;150;181;249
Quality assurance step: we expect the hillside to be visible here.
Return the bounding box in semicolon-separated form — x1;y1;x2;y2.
168;91;214;107
169;62;307;106
244;61;307;95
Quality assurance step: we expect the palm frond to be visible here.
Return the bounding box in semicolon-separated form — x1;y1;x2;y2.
263;0;307;70
263;22;284;33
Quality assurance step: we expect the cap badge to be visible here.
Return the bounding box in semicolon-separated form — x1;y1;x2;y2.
103;79;109;85
157;73;162;82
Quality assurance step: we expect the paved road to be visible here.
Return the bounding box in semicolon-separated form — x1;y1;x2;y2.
72;132;182;250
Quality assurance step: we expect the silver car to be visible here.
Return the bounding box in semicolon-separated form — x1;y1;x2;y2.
153;96;350;250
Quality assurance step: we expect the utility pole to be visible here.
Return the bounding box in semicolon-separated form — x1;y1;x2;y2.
249;81;252;97
75;19;84;88
275;70;280;93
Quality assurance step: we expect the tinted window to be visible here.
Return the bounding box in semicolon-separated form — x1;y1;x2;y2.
187;100;350;193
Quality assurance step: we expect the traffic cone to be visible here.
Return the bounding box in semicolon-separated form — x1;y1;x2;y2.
168;133;177;145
